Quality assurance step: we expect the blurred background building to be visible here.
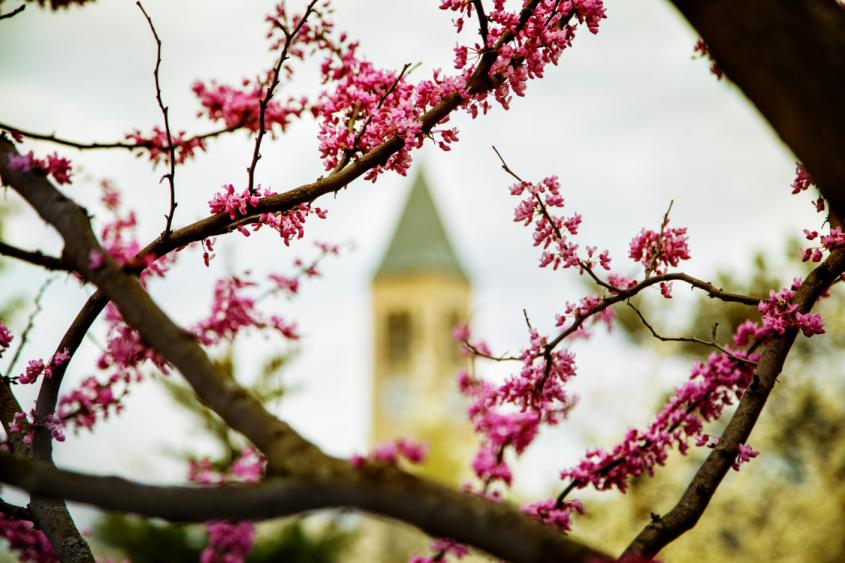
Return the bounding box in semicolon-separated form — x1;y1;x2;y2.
371;169;475;483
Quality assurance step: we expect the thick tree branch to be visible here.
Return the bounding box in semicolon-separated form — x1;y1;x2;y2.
667;0;845;217
623;244;845;558
0;452;608;563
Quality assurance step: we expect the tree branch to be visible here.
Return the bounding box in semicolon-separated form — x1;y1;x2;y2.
623;244;845;558
0;137;324;475
667;0;845;218
0;240;67;271
246;0;318;194
0;120;239;152
136;1;178;236
0;451;608;563
0;4;25;21
627;301;757;366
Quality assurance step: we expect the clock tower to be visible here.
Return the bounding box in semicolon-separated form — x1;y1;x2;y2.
371;169;473;483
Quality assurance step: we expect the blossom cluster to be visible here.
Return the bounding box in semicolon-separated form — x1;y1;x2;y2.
802;227;845;263
192;275;301;345
521;498;584;533
16;348;70;385
10;409;66;444
189;449;264;563
410;538;469;563
192;80;308;134
0;321;13;357
125;127;207;166
790;162;825;212
207;184;326;248
350;437;427;467
6;150;73;185
309;0;605;179
0;515;55;563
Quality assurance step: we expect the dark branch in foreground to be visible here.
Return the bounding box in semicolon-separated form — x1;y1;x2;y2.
0;452;608;563
623;244;845;558
668;0;845;218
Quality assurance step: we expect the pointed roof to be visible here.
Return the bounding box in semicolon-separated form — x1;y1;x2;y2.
375;170;468;281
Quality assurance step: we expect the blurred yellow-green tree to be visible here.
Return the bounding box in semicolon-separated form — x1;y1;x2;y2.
574;241;845;562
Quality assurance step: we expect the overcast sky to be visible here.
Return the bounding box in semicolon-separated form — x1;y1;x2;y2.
0;0;815;519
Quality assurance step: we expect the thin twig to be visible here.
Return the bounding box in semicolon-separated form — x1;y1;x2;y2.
0;4;24;21
0;121;240;152
644;200;674;279
462;340;521;362
247;0;320;194
136;1;178;237
627;302;757;366
0;241;67;271
471;0;489;46
4;276;55;378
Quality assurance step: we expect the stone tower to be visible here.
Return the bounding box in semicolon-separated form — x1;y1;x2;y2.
371;169;473;483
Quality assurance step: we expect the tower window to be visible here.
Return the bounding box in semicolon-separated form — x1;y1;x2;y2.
386;311;412;366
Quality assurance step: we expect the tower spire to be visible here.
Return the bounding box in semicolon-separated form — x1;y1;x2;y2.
375;170;467;281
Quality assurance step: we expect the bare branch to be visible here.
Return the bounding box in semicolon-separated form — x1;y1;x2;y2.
136;1;178;236
627;301;757;366
471;0;489;46
4;276;55;379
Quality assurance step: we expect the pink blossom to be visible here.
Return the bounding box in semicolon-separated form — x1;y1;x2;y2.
208;184;260;220
0;514;56;563
791;162;814;194
201;521;255;563
732;443;759;470
125;127;207;166
0;321;12;356
230;449;265;483
452;323;470;342
6;150;73;184
352;437;428;466
88;250;105;271
521;498;584;533
628;221;690;276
